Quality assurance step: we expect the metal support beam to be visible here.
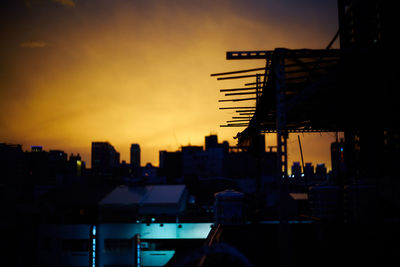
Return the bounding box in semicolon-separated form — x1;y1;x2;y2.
226;119;251;123
220;124;249;127
256;74;261;106
211;67;266;76
220;87;258;92
218;98;257;102
236;110;255;113
217;74;260;80
275;52;288;179
225;91;257;96
274;50;291;267
219;107;255;110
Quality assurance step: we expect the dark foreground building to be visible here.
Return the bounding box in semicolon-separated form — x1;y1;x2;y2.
210;0;399;266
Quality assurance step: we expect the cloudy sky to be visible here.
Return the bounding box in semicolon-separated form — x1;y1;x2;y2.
0;0;340;168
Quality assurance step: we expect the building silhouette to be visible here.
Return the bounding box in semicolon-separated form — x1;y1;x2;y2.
210;0;399;265
159;150;183;183
130;143;141;177
315;163;327;180
205;134;219;150
91;142;120;176
159;134;277;182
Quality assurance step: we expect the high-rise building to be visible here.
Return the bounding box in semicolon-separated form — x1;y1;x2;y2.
0;143;24;189
304;163;314;179
205;135;218;150
91;142;120;175
130;144;141;177
69;153;85;177
130;144;140;168
159;150;182;183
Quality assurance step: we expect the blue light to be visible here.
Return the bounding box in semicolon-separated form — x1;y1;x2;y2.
137;244;141;267
91;225;96;267
340;147;343;152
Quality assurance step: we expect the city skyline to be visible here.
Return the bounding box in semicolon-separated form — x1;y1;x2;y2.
7;132;341;171
0;0;339;168
2;1;399;266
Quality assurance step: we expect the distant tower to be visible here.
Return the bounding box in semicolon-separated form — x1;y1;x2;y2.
91;142;119;175
304;163;314;179
205;135;218;150
130;144;141;176
315;163;327;180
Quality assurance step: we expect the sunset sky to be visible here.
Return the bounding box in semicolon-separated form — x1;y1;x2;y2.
0;0;340;169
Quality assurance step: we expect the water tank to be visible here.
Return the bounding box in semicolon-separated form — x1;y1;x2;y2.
214;189;245;225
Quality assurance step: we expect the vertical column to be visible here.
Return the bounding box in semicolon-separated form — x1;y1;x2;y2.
279;133;288;178
275;49;288;179
256;74;260;106
275;49;291;267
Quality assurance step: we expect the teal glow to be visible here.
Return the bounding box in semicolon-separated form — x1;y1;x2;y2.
99;223;212;239
141;251;175;266
137;244;141;267
143;223;212;239
91;225;96;267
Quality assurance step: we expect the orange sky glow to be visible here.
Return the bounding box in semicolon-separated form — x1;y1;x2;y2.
0;0;340;169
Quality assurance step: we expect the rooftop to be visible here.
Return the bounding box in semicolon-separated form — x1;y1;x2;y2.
100;184;187;205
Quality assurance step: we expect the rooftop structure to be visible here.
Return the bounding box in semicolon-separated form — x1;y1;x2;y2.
99;185;188;222
210;1;399;266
